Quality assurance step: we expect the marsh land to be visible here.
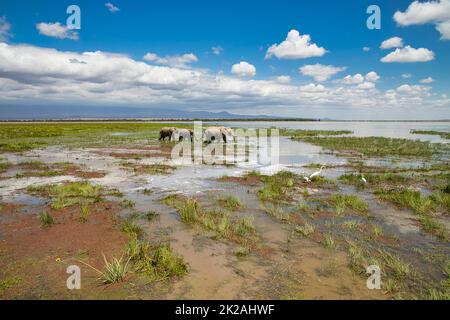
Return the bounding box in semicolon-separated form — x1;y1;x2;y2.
0;121;449;299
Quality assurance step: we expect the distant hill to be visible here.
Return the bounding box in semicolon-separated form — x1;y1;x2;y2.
0;105;280;120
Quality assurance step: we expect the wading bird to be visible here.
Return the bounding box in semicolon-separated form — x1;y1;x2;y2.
304;165;325;183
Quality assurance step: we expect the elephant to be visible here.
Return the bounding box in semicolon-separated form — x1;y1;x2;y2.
204;126;234;143
159;127;177;141
171;128;193;142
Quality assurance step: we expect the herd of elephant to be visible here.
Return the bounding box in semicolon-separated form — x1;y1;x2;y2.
158;126;235;143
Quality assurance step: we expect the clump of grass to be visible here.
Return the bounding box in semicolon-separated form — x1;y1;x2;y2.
383;279;399;294
346;241;369;275
0;276;22;293
120;199;136;209
217;195;243;211
40;210;54;227
0;161;11;173
178;198;200;223
371;225;384;237
261;204;290;222
125;163;174;175
234;216;255;236
120;219;142;237
152;244;188;279
127;239;188;280
80;203;90;222
233;246;250;257
378;250;411;279
328;194;368;215
28;182;103;210
317;261;339;278
257;171;297;202
99;254;130;284
144;211;159;221
295;222;315;236
324;234;337;250
342;220;361;230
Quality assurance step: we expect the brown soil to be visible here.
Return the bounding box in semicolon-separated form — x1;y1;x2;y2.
0;201;130;299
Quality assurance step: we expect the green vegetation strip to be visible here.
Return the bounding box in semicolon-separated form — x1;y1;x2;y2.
411;130;450;140
295;136;448;158
0;122;192;152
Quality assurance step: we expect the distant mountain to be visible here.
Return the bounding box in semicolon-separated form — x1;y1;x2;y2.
0;105;276;120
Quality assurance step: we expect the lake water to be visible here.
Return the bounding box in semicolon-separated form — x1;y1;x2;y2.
210;121;450;143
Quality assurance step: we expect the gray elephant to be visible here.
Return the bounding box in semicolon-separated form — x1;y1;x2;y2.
204;126;234;143
159;127;177;141
172;128;193;141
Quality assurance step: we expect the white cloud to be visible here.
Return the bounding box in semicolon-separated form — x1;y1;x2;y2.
36;22;78;40
338;74;364;85
300;64;345;82
397;84;431;94
436;20;450;39
362;47;371;52
0;42;446;117
357;82;376;90
394;0;450;40
380;36;404;49
275;75;291;83
394;0;450;25
105;3;120;13
381;46;435;63
420;77;434;83
0;16;12;42
143;52;198;68
265;29;326;59
212;46;223;55
231;61;256;77
365;71;380;82
402;73;412;79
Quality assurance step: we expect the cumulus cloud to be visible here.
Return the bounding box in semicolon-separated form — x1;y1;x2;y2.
362;47;371;52
336;72;379;85
231;61;256;77
300;64;345;82
420;76;434;83
397;84;431;95
105;3;120;13
36;22;78;40
0;42;445;116
337;74;364;85
275;75;291;83
394;0;450;40
357;82;376;90
143;52;198;68
0;16;12;42
365;71;380;82
436;20;450;40
212;46;223;55
265;29;326;59
380;36;404;49
381;46;435;63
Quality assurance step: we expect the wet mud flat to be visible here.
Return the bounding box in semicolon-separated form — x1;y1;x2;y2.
0;123;449;299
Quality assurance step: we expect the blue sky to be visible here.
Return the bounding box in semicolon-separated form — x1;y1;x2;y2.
0;0;449;119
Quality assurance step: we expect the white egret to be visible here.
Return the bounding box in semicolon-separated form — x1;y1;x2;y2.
309;165;325;179
303;165;325;183
360;175;367;184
